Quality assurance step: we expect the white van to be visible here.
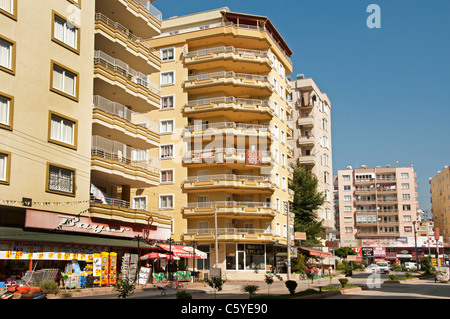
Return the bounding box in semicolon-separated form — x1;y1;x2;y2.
404;262;418;271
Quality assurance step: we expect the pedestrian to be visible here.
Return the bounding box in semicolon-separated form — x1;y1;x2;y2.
310;268;314;283
317;267;322;282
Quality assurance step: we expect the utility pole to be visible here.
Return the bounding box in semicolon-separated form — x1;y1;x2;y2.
286;201;291;280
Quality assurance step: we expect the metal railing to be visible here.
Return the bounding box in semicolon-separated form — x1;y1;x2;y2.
185;96;273;111
183;121;270;132
183;228;274;235
184;174;272;183
93;95;159;134
94;50;160;95
131;0;162;21
95;13;156;53
91;135;160;174
185;201;274;209
186;70;270;83
185;46;269;59
183;148;271;162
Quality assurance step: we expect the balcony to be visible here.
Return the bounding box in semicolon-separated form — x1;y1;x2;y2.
184;46;272;73
182;148;272;167
183;122;272;142
94;50;160;112
297;135;315;147
96;0;162;39
297;155;316;166
183;71;273;96
182;174;274;192
89;193;170;226
182;227;276;243
92;95;159;149
297;116;314;127
183;97;274;121
183;201;276;218
94;13;160;73
91;135;160;187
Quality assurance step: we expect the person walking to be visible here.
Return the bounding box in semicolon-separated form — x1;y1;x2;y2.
310;268;315;283
317;267;322;283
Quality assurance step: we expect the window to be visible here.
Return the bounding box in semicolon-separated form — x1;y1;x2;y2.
275;173;279;187
51;61;79;101
0;0;16;18
67;0;81;7
161;71;174;86
160;145;174;159
49;112;77;148
344;206;352;212
344;195;352;202
282;176;286;191
53;12;79;52
401;183;410;190
0;36;15;74
0;93;13;130
344;185;351;191
343;175;351;181
161;96;174;110
0;151;11;185
160;169;174;183
159;195;174;209
402;194;410;200
160;120;174;134
133;196;147;210
401;173;409;179
403;204;411;211
161;47;174;62
47;164;76;196
403;215;412;222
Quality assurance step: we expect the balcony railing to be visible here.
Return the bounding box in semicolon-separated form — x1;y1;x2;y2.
94;50;160;95
91;135;160;174
185;46;269;59
185;174;272;183
93;95;159;134
185;71;270;84
184;121;270;133
185;201;274;209
186;96;273;111
95;13;157;54
182;148;271;163
183;228;274;235
131;0;162;21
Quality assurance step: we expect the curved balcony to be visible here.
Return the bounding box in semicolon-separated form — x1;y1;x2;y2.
182;174;274;193
94;13;160;73
183;201;276;218
91;135;160;187
92;95;159;149
182;122;272;142
183;96;274;121
184;46;272;73
96;0;162;39
183;71;273;96
182;148;272;167
181;227;277;244
94;50;160;112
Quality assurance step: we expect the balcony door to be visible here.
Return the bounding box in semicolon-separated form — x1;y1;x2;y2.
198;195;209;208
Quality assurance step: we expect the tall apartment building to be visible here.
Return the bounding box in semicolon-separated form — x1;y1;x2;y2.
336;165;419;247
430;166;450;243
0;0;171;276
288;76;334;238
146;8;295;274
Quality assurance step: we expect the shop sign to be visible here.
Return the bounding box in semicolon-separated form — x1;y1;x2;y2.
25;210;143;238
352;247;362;257
245;244;265;255
373;247;386;257
362;247;373;257
295;232;307;240
0;242;98;261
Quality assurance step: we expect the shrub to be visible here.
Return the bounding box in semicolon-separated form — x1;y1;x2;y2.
206;276;226;299
285;280;297;295
389;274;397;281
115;278;136;299
405;272;412;278
39;280;60;295
338;278;348;287
242;284;260;299
264;274;274;294
176;291;192;299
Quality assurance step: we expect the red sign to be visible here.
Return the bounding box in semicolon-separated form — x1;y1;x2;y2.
245;150;262;166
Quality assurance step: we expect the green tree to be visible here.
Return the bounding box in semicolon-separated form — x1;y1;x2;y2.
289;161;325;245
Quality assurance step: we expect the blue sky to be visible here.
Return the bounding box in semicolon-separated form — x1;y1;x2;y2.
154;0;450;212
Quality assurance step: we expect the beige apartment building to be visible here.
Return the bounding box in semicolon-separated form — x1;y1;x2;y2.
336;165;419;247
288;76;334;239
0;0;171;280
430;166;450;243
145;7;295;275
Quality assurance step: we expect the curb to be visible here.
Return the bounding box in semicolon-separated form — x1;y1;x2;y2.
296;286;364;299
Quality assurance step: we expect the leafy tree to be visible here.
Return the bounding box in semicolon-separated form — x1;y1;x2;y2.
289;161;325;245
333;247;357;259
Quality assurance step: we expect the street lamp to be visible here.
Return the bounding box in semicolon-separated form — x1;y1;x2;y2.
133;235;144;283
190;240;198;279
167;238;175;281
412;221;418;267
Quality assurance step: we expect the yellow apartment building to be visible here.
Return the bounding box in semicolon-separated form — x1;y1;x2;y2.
0;0;170;280
146;8;295;276
430;166;450;243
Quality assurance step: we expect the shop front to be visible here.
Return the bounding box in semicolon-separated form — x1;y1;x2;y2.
0;209;171;288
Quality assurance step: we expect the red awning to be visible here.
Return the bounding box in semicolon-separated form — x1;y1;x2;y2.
157;244;207;259
140;252;175;260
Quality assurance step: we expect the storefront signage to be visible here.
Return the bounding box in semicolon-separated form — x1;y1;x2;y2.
25;210;143;239
245;244;265;255
362;247;373;257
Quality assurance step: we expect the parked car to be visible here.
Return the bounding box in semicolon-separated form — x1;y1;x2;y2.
368;262;390;274
404;262;418;271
